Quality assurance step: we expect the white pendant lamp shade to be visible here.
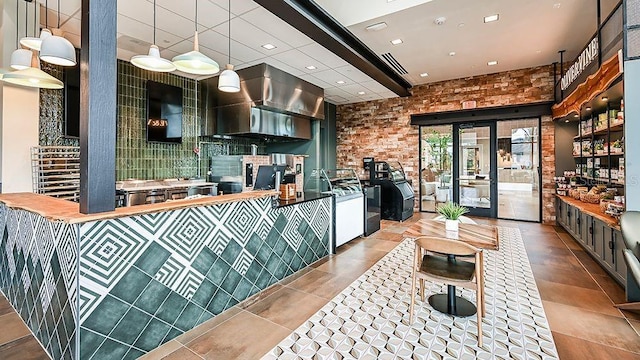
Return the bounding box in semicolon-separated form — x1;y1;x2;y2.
2;67;63;89
10;49;33;70
20;28;52;51
172;32;220;75
218;64;240;93
131;45;177;72
40;34;77;66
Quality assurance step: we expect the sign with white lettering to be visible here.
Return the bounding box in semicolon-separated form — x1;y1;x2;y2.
561;37;599;91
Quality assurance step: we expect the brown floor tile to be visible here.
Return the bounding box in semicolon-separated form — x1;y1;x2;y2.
287;269;355;300
337;244;388;263
628;320;640;336
0;313;31;346
0;336;49;360
557;232;583;251
526;249;588;274
571;249;610;277
174;306;243;345
313;256;377;281
553;332;640;360
161;345;204;360
139;340;184;360
355;238;400;253
245;287;327;330
366;230;404;242
0;295;15;317
531;264;601;290
185;311;290;360
543;300;640;353
593;274;627;304
536;279;620;317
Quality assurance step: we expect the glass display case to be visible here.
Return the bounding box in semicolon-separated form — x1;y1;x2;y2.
373;161;407;183
305;168;362;198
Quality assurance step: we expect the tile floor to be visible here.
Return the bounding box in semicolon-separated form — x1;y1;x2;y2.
1;212;639;359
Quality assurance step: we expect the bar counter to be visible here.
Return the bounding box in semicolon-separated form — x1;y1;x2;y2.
0;191;333;360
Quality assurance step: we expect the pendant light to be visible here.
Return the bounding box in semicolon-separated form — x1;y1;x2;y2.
131;0;176;72
20;0;52;51
218;0;240;92
172;0;220;75
10;0;33;70
40;0;76;66
2;67;64;89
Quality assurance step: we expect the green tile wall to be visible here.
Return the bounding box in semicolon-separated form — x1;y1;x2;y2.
39;61;265;181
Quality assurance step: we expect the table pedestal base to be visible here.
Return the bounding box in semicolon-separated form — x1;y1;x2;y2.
428;293;476;317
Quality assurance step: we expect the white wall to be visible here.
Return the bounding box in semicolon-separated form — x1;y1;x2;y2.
1;84;39;193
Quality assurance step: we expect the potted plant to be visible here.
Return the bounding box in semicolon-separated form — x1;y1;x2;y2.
437;202;469;232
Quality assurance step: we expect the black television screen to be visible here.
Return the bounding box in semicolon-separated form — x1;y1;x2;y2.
63;62;80;138
146;81;183;143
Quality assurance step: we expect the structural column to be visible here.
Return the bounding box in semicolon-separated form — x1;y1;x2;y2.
623;0;640;210
79;0;117;213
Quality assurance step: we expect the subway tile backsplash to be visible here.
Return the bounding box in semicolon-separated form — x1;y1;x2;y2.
40;61;265;181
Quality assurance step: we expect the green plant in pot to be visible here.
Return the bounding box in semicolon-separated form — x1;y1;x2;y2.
437;202;469;231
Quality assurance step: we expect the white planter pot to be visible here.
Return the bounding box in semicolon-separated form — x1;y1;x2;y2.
445;219;459;232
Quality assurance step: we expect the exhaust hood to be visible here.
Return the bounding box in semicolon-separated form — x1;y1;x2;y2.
200;63;324;140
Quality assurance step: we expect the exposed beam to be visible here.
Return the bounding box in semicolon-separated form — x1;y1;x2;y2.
79;0;117;213
254;0;412;97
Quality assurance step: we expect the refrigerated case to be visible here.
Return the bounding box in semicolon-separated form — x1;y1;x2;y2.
305;169;364;249
370;161;415;221
363;185;381;236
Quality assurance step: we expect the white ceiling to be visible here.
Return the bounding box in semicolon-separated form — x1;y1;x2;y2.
27;0;618;105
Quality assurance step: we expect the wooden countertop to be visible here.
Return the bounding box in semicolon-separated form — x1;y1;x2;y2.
0;191;277;224
403;219;499;250
555;195;620;230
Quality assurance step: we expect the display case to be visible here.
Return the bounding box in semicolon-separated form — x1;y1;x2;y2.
369;161;415;221
305;168;363;198
305;169;364;249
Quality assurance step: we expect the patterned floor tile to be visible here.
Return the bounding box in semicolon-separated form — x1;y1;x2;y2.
263;227;559;359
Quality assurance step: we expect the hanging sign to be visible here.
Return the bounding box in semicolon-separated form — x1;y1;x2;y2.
561;37;599;91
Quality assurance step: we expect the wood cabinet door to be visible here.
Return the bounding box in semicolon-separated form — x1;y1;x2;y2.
613;229;627;285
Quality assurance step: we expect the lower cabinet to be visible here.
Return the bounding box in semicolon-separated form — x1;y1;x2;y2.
555;197;625;286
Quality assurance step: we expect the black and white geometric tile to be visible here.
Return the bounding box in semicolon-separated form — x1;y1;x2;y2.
0;204;79;360
263;227;559;360
77;196;332;359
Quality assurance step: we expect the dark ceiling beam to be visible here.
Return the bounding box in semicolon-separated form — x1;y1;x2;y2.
254;0;412;97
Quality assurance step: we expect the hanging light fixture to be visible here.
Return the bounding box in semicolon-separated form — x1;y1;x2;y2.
2;67;64;89
218;0;240;92
172;0;219;75
11;0;33;70
131;0;176;72
40;0;76;66
20;0;52;51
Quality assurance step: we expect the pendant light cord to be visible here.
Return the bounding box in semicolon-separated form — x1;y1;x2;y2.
57;0;60;28
194;0;197;33
228;0;231;64
45;0;48;28
153;0;156;45
16;0;19;48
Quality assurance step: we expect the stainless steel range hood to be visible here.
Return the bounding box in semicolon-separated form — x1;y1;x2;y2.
200;63;324;140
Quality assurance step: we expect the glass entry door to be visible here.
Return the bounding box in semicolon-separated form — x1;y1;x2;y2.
453;123;497;217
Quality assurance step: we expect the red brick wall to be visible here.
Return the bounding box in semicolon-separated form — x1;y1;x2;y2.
336;65;558;223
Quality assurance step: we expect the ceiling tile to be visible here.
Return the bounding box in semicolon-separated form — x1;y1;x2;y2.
156;0;228;29
240;6;314;48
212;17;293;57
269;49;320;73
154;6;197;39
296;43;350;68
297;74;334;89
312;69;353;85
334;65;374;83
207;0;260;16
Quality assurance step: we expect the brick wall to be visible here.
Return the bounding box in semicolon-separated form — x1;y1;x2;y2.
335;65;558;223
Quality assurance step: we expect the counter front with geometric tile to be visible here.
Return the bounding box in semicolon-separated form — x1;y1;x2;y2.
0;193;332;359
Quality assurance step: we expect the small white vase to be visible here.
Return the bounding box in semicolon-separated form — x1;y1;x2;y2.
445;219;459;232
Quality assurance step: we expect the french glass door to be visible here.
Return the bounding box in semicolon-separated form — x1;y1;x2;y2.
453;123;497;218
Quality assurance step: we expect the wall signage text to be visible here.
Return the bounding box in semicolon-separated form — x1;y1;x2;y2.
561;37;599;91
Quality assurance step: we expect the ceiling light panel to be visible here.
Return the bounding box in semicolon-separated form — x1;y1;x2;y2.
365;22;388;31
420;72;429;77
484;14;499;23
261;43;277;50
487;60;498;66
390;39;403;45
306;65;317;70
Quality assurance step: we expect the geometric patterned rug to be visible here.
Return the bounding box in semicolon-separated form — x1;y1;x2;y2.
262;227;559;359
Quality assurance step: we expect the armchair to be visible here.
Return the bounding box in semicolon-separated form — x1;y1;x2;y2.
615;211;640;311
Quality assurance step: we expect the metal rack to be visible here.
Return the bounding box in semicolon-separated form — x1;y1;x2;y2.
31;146;80;202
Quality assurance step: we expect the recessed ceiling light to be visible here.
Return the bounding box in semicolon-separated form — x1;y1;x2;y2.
420;72;429;77
365;22;388;31
449;51;456;56
553;3;561;9
484;14;499;23
358;91;366;95
565;119;570;123
602;96;608;102
574;114;579;118
434;17;446;25
586;106;591;111
458;23;465;28
305;65;316;70
487;60;498;66
390;39;403;45
337;80;345;84
261;43;277;50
